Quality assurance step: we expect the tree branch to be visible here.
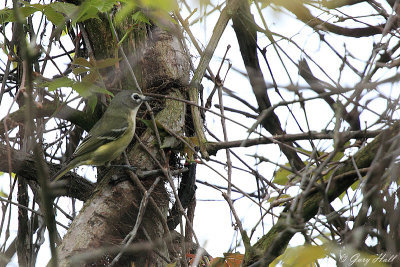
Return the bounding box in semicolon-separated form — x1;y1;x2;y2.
279;0;383;37
188;0;241;160
0;144;94;201
206;130;379;155
232;0;305;171
243;122;400;265
322;0;367;9
298;58;361;131
0;99;97;135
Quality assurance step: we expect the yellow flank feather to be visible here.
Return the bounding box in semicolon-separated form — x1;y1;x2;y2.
87;125;134;165
50;91;151;182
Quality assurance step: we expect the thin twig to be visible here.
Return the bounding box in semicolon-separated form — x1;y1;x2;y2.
216;45;233;197
0;197;69;229
110;177;161;266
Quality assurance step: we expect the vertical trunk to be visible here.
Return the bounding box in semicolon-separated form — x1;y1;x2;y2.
55;13;190;266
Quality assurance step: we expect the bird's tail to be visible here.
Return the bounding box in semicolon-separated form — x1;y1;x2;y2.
51;160;78;182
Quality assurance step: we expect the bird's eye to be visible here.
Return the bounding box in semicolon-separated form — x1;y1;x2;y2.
131;93;141;101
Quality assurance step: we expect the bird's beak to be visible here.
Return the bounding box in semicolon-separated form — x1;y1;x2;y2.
142;96;153;101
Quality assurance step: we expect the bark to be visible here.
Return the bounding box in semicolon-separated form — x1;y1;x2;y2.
0;144;94;201
54;16;190;267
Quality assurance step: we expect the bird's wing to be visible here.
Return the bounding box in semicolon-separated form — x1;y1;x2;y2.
71;116;130;159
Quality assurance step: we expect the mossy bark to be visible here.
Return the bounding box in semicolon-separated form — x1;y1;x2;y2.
54;7;190;266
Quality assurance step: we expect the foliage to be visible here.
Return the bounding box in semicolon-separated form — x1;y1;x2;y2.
1;0;400;266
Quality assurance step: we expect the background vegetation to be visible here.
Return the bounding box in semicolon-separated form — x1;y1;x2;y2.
1;0;400;266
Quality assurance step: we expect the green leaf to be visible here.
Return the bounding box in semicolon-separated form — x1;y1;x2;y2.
86;82;111;95
72;66;90;75
141;0;177;12
20;6;40;18
116;0;175;25
140;118;154;131
71;81;90;97
72;81;110;98
72;58;120;75
114;1;136;25
132;11;151;25
90;0;117;12
82;71;101;84
42;77;74;91
95;57;121;69
21;1;44;9
43;6;65;26
73;0;117;23
155;121;170;139
15;2;65;27
87;95;98;113
94;86;112;96
74;5;99;23
50;2;79;18
0;6;38;23
72;57;93;68
0;9;13;23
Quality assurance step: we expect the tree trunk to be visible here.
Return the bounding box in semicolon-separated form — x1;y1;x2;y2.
54;16;190;266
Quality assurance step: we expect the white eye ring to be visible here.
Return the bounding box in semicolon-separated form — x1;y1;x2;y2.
131;93;141;102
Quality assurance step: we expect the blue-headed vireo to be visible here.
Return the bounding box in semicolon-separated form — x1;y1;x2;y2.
52;90;151;182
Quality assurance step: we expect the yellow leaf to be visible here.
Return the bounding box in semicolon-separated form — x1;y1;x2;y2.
281;245;327;267
183;136;200;161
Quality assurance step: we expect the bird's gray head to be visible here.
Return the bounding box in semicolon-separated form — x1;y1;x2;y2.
112;91;152;109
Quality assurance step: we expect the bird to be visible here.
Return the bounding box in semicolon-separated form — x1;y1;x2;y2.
52;90;151;182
